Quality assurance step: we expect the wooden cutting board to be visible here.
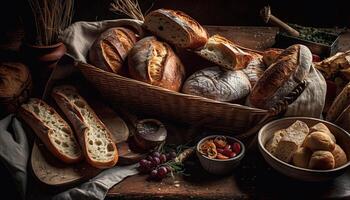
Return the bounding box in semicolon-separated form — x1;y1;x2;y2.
30;92;144;186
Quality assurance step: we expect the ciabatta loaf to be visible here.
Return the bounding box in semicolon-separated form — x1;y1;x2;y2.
52;86;118;169
196;35;256;70
143;9;208;49
19;98;82;163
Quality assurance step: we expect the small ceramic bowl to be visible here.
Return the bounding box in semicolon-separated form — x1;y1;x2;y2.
196;135;245;175
258;117;350;182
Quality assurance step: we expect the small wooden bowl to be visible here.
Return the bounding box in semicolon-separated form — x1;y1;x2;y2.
258;117;350;181
196;135;245;175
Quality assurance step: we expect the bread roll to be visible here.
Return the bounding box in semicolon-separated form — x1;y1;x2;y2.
332;144;348;168
143;9;208;49
196;35;256;70
0;62;31;115
293;147;312;168
182;66;251;102
309;151;335;170
19;98;82;164
265;129;287;155
128;36;185;91
273;120;309;163
89;27;137;73
327;82;350;122
309;123;336;143
249;44;312;110
262;48;283;67
52;86;118;169
303;131;336;151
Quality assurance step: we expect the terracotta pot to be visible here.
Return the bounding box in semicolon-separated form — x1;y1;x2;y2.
22;42;66;96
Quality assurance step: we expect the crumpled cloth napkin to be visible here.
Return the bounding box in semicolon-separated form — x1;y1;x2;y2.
53;164;139;200
0;114;29;200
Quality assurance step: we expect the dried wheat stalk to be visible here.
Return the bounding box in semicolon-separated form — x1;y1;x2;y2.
28;0;74;45
110;0;144;21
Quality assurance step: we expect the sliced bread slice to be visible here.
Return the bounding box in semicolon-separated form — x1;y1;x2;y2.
52;86;118;169
19;98;82;163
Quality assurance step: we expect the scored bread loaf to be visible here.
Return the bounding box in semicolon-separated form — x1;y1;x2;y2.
52;86;118;169
196;35;256;70
242;57;266;86
182;66;251;102
143;9;209;49
128;36;185;91
273;120;309;163
19;98;82;163
89;27;137;74
249;44;312;110
326;82;350;122
262;48;283;67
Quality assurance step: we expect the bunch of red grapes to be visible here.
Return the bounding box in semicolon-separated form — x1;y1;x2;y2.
138;151;177;180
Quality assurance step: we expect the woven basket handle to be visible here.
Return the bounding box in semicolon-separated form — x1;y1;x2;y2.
236;80;308;140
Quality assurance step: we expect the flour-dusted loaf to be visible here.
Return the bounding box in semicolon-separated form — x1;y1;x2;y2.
265;129;287;155
143;9;209;49
19;98;82;163
196;35;256;70
242;56;266;86
89;27;137;74
128;36;185;91
309;123;336;143
250;44;312;110
327;82;350;122
52;86;118;169
273;120;309;163
182;66;251;102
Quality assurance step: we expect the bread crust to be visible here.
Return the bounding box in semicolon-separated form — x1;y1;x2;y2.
143;9;208;49
19;98;82;164
52;86;118;169
250;44;312;109
128;36;185;91
89;27;137;73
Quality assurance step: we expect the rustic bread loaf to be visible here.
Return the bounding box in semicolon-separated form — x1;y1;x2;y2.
262;48;283;67
273;120;309;163
309;150;335;170
265;129;287;155
182;66;251;102
242;57;266;86
309;123;336;143
292;147;312;168
303;131;336;151
19;98;82;163
196;35;256;70
0;62;31;116
143;9;208;49
249;44;312;110
332;144;348;168
128;36;185;91
89;27;137;74
52;86;118;169
327;82;350;122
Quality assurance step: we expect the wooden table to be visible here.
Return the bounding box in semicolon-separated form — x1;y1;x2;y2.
2;26;350;200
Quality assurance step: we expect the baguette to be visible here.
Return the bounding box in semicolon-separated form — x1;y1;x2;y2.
19;98;82;163
52;86;118;169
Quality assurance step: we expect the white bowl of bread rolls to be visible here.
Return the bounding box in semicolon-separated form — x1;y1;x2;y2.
258;117;350;181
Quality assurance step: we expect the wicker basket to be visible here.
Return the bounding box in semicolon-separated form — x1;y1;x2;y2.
77;62;273;135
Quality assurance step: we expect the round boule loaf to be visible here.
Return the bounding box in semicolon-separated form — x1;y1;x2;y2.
128;36;185;91
182;66;251;102
89;27;137;74
332;144;348;168
249;44;312;110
